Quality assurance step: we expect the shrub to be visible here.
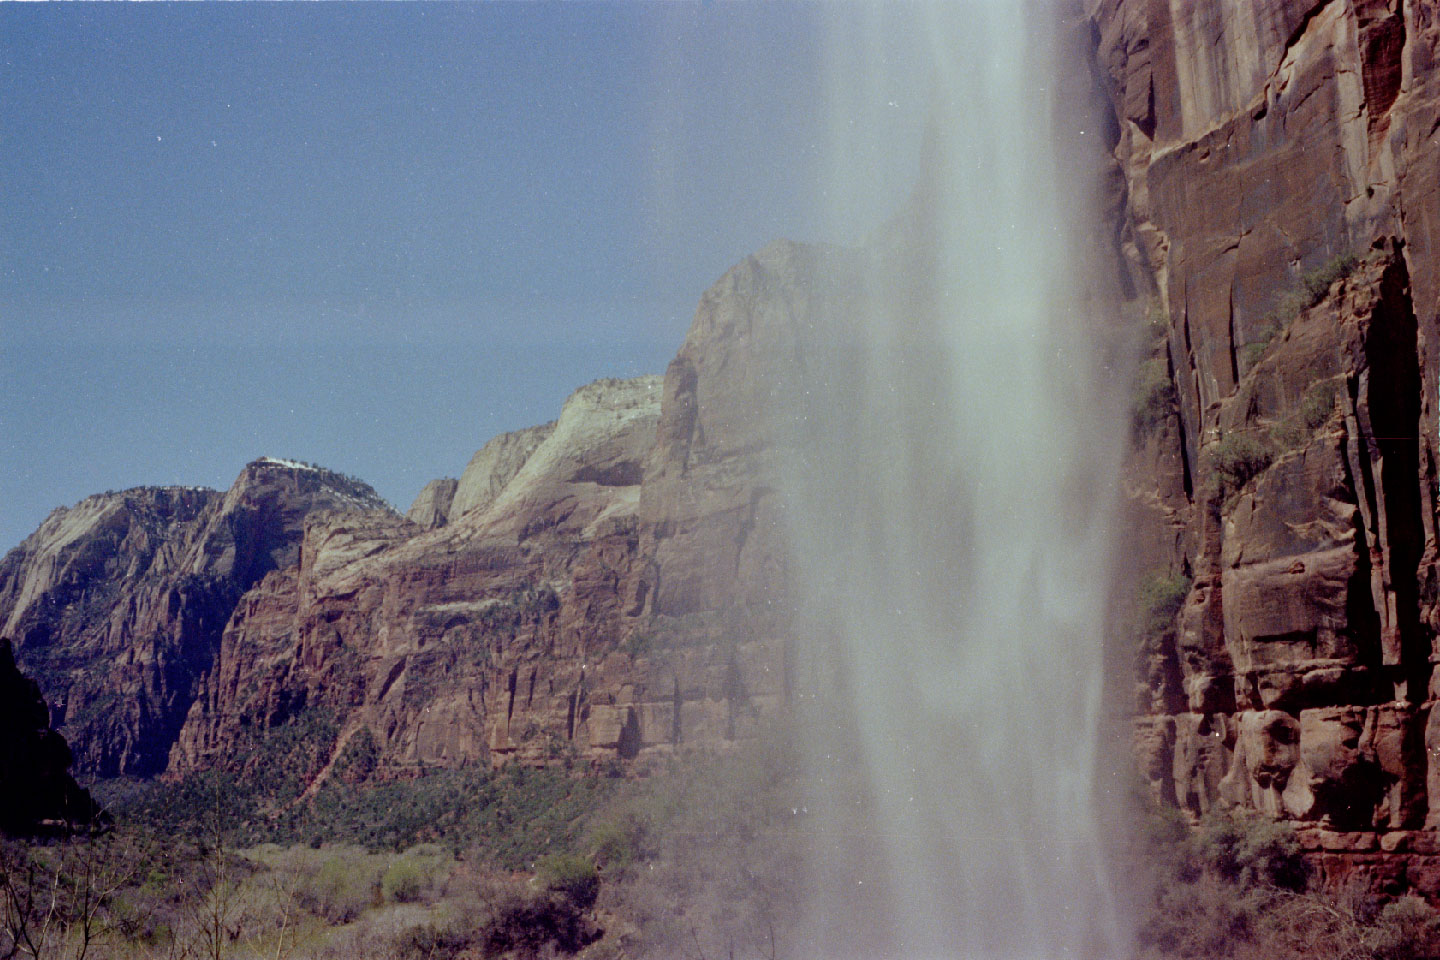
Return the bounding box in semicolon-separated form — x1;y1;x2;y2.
307;851;380;922
1194;809;1308;892
393;921;475;960
481;889;601;956
1137;571;1191;638
1239;321;1280;371
1271;380;1341;451
1147;299;1170;338
1369;896;1440;960
1132;357;1179;437
333;727;379;785
1241;253;1359;372
537;852;599;910
381;858;428;904
1239;341;1269;370
1135;807;1312;959
1301;252;1360;305
588;817;645;873
1208;432;1273;500
1298;380;1341;430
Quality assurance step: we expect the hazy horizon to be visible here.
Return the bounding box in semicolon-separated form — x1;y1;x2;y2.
2;3;928;552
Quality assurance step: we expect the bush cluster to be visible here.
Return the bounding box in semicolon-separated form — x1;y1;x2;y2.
1207;432;1274;502
1134;804;1440;960
1240;253;1360;370
106;760;614;868
1137;571;1192;639
537;852;600;910
1133;357;1180;437
1271;380;1341;451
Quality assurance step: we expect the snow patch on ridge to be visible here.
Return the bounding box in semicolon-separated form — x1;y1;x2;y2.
257;457;320;471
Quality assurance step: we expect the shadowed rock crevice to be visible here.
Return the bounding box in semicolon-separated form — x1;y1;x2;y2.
0;639;102;834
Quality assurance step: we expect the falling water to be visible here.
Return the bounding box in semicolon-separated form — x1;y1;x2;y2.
784;4;1130;958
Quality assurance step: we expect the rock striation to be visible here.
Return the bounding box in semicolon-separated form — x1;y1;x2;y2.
4;0;1438;904
167;286;847;779
1087;0;1440;897
0;461;393;777
0;239;861;788
406;478;457;530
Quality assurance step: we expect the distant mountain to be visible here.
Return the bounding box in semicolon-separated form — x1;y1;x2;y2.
3;0;1439;904
0;460;394;776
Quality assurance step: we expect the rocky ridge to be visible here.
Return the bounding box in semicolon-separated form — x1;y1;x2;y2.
2;0;1437;904
0;241;858;789
166;242;861;780
0;461;393;776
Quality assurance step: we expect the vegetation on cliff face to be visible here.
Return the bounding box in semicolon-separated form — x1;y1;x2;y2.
1205;431;1274;504
1137;571;1192;640
1133;357;1180;438
1132;803;1440;960
1240;254;1361;371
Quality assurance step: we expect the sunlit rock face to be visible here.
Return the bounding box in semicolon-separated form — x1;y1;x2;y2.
171;365;815;776
0;461;389;777
405;477;457;530
170;251;862;778
1090;0;1440;897
2;246;864;786
171;376;666;773
449;422;556;521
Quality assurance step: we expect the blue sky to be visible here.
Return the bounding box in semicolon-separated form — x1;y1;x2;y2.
2;3;926;552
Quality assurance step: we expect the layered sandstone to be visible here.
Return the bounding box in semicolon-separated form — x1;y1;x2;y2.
1;237;862;789
0;461;393;776
168;255;860;780
169;375;678;775
1087;0;1440;895
406;478;457;530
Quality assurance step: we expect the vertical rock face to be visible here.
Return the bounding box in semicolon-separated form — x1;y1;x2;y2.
168;243;864;780
1088;0;1440;895
0;461;394;777
1;239;860;787
172;377;667;774
637;240;861;624
167;282;849;779
406;478;458;529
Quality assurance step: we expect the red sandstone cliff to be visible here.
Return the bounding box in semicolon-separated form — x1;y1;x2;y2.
169;241;862;780
0;461;392;777
1087;0;1440;895
5;1;1438;901
0;241;861;789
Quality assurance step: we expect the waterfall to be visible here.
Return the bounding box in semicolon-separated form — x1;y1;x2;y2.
784;4;1131;957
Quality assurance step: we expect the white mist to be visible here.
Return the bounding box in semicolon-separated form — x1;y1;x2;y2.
785;4;1129;958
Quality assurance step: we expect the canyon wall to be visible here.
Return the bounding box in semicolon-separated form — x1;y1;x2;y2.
1087;0;1440;895
168;242;861;779
0;462;392;776
3;0;1438;900
0;241;860;787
